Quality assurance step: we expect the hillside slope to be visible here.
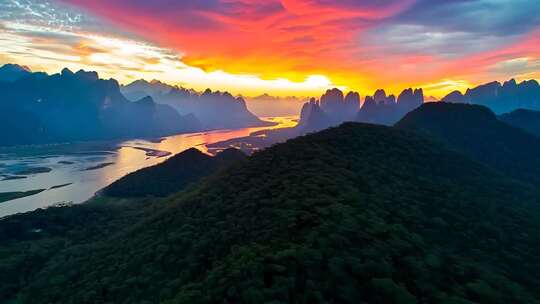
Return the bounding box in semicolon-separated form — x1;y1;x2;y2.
2;123;539;303
499;108;540;138
101;148;246;197
396;102;540;185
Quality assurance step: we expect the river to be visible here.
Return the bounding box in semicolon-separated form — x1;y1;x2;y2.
0;116;298;217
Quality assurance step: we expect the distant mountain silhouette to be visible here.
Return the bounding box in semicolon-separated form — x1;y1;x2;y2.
268;87;423;141
296;89;360;132
424;95;438;102
296;97;331;131
499;109;540;138
121;79;173;100
357;88;424;125
320;88;360;121
396;102;540;185
0;66;201;146
246;93;306;117
122;80;273;129
442;79;540;114
102;148;246;198
0;64;31;82
373;89;396;105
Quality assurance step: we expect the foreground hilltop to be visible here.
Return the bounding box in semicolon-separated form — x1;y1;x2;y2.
1;121;539;303
102;148;246;198
396;102;540;185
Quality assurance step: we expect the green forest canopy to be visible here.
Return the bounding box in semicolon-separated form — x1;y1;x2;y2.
0;122;539;303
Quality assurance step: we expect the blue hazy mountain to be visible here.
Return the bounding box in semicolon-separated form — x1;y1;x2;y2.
442;79;540;114
0;65;201;146
499;108;540;138
296;89;360;132
122;79;273;129
297;87;424;132
357;88;424;125
0;64;31;82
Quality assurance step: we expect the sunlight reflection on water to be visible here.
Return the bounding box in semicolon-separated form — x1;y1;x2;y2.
0;116;298;217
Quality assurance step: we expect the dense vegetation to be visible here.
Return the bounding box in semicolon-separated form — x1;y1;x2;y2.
1;122;539;303
396;102;540;185
102;148;246;198
0;189;45;203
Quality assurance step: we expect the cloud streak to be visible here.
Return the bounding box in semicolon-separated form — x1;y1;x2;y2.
1;0;539;97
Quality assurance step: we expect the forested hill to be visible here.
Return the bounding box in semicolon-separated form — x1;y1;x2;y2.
2;122;539;303
101;147;246;197
499;108;540;138
396;102;540;185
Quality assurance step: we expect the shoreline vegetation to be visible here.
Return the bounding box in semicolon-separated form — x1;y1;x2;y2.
0;189;46;203
0;183;74;204
124;146;172;158
83;162;115;171
13;167;52;175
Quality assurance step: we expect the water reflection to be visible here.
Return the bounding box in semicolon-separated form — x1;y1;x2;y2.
0;116;298;217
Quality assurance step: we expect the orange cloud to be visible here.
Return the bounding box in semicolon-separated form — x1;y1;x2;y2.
60;1;413;82
32;0;540;96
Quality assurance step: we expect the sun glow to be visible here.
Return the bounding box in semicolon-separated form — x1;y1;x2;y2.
1;0;538;98
421;79;474;98
0;20;340;97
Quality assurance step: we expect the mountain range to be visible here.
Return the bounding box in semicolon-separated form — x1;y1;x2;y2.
357;88;424;125
122;79;273;130
0;64;280;146
297;78;540;134
0;65;201;146
1;104;539;302
0;63;32;82
298;78;540;133
245;93;306;117
295;89;360;132
442;79;540;114
296;87;425;133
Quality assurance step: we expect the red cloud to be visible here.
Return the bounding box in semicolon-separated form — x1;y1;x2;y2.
61;0;539;95
61;0;413;79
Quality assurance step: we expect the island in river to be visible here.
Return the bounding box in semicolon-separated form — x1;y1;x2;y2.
0;116;297;217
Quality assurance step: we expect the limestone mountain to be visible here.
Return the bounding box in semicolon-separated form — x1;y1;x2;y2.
357;88;425;125
0;63;31;82
0;67;200;146
296;89;360;132
122;80;273;130
442;79;540;114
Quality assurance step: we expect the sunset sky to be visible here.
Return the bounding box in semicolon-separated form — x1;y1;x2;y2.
1;0;539;97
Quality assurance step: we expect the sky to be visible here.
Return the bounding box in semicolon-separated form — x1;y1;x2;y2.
0;0;539;98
